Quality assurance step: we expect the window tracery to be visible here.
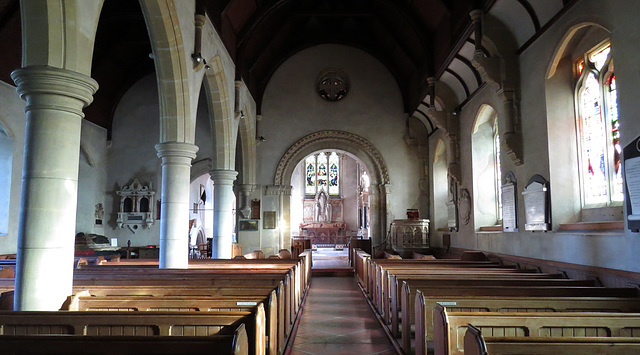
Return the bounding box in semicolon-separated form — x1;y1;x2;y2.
305;152;341;196
575;42;622;206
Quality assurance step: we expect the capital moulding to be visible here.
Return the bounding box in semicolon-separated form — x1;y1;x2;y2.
209;169;238;183
11;66;99;114
155;142;199;160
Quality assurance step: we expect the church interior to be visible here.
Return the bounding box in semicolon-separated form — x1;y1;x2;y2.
1;0;640;354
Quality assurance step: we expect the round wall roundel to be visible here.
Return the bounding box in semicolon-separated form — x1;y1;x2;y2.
317;69;349;102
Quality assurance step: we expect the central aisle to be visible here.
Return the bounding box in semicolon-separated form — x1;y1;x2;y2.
288;276;399;355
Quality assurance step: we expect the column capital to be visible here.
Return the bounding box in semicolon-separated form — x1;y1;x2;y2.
11;66;99;116
238;184;256;195
209;169;238;184
470;9;483;22
155;142;199;160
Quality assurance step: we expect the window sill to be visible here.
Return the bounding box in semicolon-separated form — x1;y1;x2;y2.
479;225;502;232
436;227;449;232
558;221;624;231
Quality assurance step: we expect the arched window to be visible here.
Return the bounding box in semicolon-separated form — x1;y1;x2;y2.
575;41;621;207
432;139;448;230
305;152;341;196
472;105;501;227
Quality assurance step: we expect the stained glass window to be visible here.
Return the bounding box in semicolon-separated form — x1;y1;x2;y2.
304;152;340;196
317;153;328;190
305;156;316;195
494;122;502;220
576;42;622;206
608;75;623;202
329;152;340;195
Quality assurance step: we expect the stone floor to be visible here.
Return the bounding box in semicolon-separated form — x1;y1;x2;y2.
288;277;398;355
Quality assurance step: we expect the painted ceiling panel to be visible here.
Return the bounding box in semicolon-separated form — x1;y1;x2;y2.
490;0;536;47
459;41;475;60
439;71;466;106
449;58;479;93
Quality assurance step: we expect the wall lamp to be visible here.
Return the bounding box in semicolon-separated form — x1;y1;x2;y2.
191;53;211;70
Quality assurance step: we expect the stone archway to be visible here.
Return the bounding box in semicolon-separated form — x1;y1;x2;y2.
274;130;391;246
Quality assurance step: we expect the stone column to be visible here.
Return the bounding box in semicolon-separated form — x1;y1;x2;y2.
11;66;98;310
280;186;292;251
156;142;199;269
210;169;238;258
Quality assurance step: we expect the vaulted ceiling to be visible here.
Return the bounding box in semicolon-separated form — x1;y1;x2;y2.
0;0;574;138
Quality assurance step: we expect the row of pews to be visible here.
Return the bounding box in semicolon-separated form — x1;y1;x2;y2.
353;248;640;355
0;251;312;355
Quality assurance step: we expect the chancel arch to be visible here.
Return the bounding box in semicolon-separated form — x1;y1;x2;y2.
274;130;390;247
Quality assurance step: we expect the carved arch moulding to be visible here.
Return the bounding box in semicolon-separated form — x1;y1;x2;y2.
273;130;390;186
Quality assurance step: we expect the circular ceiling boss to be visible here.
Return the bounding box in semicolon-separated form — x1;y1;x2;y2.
317;69;349;102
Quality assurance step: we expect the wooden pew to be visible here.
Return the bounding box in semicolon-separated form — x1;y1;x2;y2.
388;276;594;338
0;324;249;354
387;272;565;330
409;285;639;355
464;324;640;355
370;262;529;312
0;279;290;354
435;305;640;355
375;267;541;317
423;296;640;355
64;290;279;355
365;258;505;298
0;307;266;355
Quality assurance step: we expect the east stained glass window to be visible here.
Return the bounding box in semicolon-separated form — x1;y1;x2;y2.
576;42;622;206
304;152;340;196
305;156;316;195
328;152;340;195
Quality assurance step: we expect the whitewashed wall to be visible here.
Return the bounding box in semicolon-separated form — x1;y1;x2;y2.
258;44;423;250
434;0;640;272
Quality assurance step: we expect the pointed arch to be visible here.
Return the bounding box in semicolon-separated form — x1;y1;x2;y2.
237;108;256;185
202;55;235;170
139;0;192;143
547;21;611;79
19;0;103;75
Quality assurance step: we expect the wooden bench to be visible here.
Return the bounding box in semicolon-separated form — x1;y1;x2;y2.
382;273;595;336
64;290;279;355
369;262;530;311
464;324;640;355
0;324;249;354
0;308;266;355
424;296;640;355
388;276;594;338
408;285;639;354
435;306;640;355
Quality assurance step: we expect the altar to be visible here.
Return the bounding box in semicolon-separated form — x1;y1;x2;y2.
299;189;347;247
299;222;347;247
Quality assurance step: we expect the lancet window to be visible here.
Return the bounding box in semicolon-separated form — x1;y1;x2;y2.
575;42;622;206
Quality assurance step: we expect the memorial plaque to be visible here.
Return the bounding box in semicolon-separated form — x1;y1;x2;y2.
624;136;640;232
522;175;550;231
502;171;518;232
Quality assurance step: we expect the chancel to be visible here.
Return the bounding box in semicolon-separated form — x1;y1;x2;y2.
0;0;640;354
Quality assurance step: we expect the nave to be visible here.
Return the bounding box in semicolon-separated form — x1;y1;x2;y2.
289;276;398;355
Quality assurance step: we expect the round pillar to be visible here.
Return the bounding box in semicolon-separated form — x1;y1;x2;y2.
11;66;98;310
156;142;199;268
209;169;238;259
